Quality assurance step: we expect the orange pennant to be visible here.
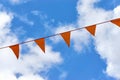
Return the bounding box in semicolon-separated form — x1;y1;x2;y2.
85;25;96;36
60;31;71;47
10;44;19;59
111;18;120;27
35;38;45;53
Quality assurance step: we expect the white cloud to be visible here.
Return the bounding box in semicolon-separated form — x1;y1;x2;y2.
0;72;45;80
9;0;30;5
18;75;44;80
9;0;20;4
14;13;34;26
0;11;18;47
0;10;62;80
77;0;112;27
95;7;120;79
15;42;62;75
0;72;17;80
77;0;120;79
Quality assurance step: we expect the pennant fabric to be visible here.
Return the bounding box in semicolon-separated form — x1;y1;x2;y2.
60;31;71;47
10;44;19;59
85;25;96;36
111;18;120;27
35;38;45;53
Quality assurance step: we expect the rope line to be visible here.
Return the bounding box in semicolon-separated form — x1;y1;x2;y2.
0;18;118;49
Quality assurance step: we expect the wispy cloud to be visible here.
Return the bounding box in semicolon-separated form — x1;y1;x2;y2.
0;8;62;80
15;13;34;26
59;71;67;80
9;0;30;5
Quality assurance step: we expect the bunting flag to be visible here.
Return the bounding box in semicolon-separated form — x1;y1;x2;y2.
9;44;19;59
85;25;96;36
0;18;120;59
60;31;71;47
35;38;45;53
111;18;120;27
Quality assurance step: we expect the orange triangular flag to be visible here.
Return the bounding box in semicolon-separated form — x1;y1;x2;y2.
111;18;120;27
60;31;71;47
10;44;19;59
35;38;45;53
85;25;96;36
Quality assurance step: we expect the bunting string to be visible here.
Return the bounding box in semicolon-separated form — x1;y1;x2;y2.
0;18;120;59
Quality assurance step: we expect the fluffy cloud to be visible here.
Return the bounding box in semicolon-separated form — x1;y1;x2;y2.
95;7;120;79
18;74;45;80
0;10;62;80
15;42;62;75
77;0;120;79
0;11;18;47
52;0;120;79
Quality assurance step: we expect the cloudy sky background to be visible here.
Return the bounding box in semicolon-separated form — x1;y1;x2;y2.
0;0;120;80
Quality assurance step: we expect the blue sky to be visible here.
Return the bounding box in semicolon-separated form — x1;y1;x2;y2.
0;0;120;80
